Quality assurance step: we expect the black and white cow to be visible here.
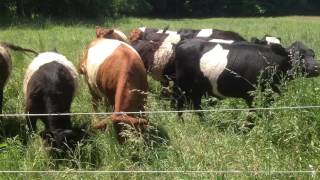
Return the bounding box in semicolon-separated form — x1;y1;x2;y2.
137;27;177;35
177;28;247;41
24;52;86;149
174;39;319;115
129;27;247;45
131;40;176;86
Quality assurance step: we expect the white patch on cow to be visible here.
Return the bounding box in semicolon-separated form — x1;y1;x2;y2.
85;39;141;95
114;29;128;42
139;27;146;32
23;52;78;96
156;30;177;35
265;36;281;45
209;39;234;44
196;29;213;37
152;42;174;81
86;39;121;95
0;46;12;79
163;33;181;44
200;44;229;98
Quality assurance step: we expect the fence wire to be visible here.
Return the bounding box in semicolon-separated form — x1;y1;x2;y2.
0;170;317;175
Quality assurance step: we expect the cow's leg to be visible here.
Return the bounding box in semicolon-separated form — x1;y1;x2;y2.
192;93;204;119
88;86;102;126
160;78;170;97
88;86;102;112
0;86;3;114
242;96;255;131
26;115;38;132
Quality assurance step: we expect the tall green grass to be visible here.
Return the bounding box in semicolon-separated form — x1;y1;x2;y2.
1;16;320;179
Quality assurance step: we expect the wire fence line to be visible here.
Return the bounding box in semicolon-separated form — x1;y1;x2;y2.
0;170;317;175
0;105;320;117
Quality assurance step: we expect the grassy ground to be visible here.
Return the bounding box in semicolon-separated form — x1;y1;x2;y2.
1;16;320;179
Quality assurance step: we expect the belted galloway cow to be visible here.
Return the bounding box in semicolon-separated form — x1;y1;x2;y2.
174;39;319;115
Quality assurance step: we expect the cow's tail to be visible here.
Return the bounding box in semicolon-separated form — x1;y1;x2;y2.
0;42;38;55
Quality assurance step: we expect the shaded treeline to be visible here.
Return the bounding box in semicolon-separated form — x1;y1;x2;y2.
1;0;320;18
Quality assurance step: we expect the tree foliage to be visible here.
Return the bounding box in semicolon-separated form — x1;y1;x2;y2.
1;0;320;18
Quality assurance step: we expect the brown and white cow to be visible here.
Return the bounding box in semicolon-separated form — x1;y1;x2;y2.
0;42;37;114
79;38;148;142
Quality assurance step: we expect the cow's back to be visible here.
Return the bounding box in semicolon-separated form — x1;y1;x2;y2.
0;46;11;85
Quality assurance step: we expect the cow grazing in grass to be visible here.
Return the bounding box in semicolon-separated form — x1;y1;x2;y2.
96;26;129;43
79;38;148;142
24;52;85;149
174;39;319;116
0;42;37;114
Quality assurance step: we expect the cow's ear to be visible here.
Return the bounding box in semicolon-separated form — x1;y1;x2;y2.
96;27;103;37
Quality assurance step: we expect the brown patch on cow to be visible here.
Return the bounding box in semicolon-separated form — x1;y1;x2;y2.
129;29;144;43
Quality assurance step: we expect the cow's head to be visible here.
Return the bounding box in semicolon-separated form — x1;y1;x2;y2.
96;26;128;42
41;127;88;151
287;41;320;77
129;29;144;43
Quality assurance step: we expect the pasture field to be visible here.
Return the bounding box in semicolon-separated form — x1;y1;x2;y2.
1;16;320;179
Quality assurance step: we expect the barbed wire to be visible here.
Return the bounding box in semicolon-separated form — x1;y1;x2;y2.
0;105;320;117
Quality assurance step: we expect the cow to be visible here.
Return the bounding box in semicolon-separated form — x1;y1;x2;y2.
79;38;148;142
129;27;180;45
131;40;176;89
177;28;247;41
251;35;281;45
174;39;319;116
24;52;86;150
138;26;177;35
0;42;37;114
129;27;246;44
96;26;129;43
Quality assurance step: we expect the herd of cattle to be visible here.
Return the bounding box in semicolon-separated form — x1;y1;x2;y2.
0;26;319;150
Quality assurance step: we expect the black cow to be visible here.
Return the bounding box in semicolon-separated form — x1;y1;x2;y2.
24;52;85;149
175;39;319;115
